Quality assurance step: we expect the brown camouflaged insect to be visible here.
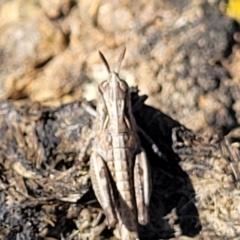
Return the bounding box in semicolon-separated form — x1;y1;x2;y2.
90;48;151;240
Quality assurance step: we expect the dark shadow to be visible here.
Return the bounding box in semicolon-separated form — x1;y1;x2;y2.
131;88;202;239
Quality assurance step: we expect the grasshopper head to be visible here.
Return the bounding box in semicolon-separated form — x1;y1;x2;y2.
98;48;129;100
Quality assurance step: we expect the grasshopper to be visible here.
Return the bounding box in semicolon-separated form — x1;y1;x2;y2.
90;48;151;239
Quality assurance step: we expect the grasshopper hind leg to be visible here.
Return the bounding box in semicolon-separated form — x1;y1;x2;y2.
90;152;117;228
133;148;151;225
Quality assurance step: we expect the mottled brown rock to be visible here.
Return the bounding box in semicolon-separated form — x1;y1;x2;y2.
39;0;74;19
28;49;84;102
0;15;66;100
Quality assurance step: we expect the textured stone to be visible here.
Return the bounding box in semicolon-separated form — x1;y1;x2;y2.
0;15;66;99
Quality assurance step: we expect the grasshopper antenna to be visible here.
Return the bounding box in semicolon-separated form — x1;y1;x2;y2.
99;51;110;73
115;47;126;74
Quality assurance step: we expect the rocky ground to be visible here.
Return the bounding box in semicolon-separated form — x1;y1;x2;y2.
0;0;240;239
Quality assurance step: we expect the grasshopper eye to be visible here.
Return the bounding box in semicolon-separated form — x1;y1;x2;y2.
123;133;128;143
99;80;108;93
119;80;128;92
106;134;112;144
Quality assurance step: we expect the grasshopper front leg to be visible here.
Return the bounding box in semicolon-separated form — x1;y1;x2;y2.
133;148;151;225
90;152;117;228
